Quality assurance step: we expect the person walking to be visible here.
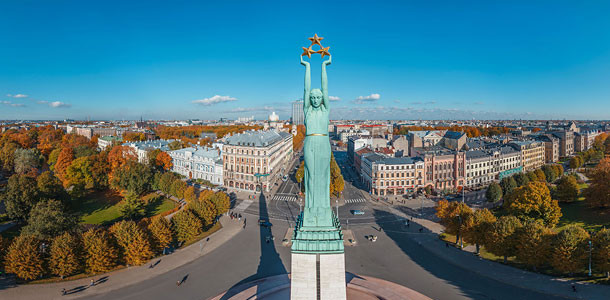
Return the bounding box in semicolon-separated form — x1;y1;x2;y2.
90;279;95;287
61;288;66;296
176;280;181;286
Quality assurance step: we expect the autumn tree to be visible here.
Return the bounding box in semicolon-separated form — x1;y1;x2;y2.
584;158;610;208
483;215;522;263
54;147;74;184
109;160;154;195
526;171;538;182
82;228;118;273
542;165;558;182
462;208;496;254
500;176;517;195
183;186;197;203
504;181;562;227
107;145;137;180
89;152;110;189
435;200;472;245
514;221;554;271
555;176;579;203
592;229;610;278
49;232;81;279
485;182;502;203
170;179;187;199
551;225;589;274
533;169;546;182
172;209;203;243
210;192;230;216
4;235;44;281
190;197;217;227
4;174;41;221
120;191;146;220
0;142;19;172
109;221;153;266
148;216;173;253
155;151;173;171
569;156;583;169
65;156;94;190
22;199;76;240
158;172;179;195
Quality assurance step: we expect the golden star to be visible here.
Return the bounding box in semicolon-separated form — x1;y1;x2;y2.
308;33;324;47
317;46;330;58
301;46;316;58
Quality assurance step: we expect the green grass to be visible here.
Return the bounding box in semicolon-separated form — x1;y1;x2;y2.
557;199;610;232
73;190;177;225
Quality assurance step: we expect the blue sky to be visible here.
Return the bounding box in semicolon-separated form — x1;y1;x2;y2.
1;1;610;120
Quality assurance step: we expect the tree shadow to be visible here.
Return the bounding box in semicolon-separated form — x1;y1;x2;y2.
219;192;288;299
372;209;561;300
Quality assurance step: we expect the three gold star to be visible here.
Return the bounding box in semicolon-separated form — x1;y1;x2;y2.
301;34;331;58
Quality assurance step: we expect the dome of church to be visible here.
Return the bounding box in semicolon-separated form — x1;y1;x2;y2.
269;111;279;122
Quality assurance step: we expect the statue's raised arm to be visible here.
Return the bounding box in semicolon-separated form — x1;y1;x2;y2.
301;55;311;112
321;55;331;110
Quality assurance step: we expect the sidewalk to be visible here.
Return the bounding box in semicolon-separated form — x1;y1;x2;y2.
0;215;244;300
386;206;610;300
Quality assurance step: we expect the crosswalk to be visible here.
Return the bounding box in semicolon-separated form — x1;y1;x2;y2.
344;198;367;204
234;200;253;211
272;195;299;202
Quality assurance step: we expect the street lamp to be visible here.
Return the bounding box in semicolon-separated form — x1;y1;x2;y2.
589;240;592;277
336;199;339;218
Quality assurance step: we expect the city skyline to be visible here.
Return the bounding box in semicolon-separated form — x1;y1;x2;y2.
2;1;610;120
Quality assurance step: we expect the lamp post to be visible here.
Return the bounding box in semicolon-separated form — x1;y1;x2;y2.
336;199;339;218
589;240;592;277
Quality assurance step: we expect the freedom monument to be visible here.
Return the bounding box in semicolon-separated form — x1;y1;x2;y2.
290;34;347;300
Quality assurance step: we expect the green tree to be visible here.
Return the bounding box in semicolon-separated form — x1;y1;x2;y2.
48;147;62;168
148;216;173;253
3;173;40;221
462;208;496;254
513;173;529;187
13;148;42;174
82;228;118;273
4;234;44;280
569;156;583;169
22;199;76;240
0;142;19;172
170;179;187;199
65;156;94;189
504;181;562;227
526;171;538;182
120;191;146;220
542;165;558;182
533;169;546;182
110;161;154;196
554;164;564;177
500;176;517;195
158;172;178;195
483;215;522;263
555;176;579;203
109;221;153;266
172;209;203;243
514;221;553;271
49;232;81;279
551;225;589;274
37;171;65;200
485;182;502;203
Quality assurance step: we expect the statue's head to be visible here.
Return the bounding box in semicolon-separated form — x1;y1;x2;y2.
310;89;323;108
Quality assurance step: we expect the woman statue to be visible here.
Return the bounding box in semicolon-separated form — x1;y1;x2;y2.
301;55;333;227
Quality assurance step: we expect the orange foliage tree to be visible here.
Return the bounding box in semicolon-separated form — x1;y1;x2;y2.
155;151;173;171
54;148;74;184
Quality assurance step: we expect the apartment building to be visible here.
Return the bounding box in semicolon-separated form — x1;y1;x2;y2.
510;141;545;172
361;153;424;196
169;146;223;185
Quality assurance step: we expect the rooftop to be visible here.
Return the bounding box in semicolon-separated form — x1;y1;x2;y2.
224;130;291;147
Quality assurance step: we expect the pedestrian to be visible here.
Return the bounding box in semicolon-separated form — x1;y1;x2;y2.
176;280;181;286
445;242;449;248
90;279;95;287
572;284;577;292
419;227;423;233
61;288;66;296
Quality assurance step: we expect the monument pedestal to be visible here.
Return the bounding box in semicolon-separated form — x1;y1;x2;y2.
290;212;346;300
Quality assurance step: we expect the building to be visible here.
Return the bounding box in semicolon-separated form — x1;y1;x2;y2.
550;130;574;157
123;140;172;163
291;100;304;125
510;141;545;172
536;135;559;163
464;146;521;188
354;147;373;177
361;154;425;196
67;125;117;140
169;147;223;185
407;130;466;155
339;129;369;143
390;135;409;157
412;147;466;192
97;136;123;151
222;130;293;193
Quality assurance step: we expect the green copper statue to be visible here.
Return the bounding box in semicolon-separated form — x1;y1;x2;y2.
301;54;333;227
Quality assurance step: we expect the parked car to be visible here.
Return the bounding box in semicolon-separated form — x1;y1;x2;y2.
351;210;365;215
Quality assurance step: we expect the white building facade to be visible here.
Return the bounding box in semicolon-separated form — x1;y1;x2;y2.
169;147;223;185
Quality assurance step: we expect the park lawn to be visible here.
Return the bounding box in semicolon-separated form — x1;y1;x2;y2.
74;190;177;225
556;199;610;232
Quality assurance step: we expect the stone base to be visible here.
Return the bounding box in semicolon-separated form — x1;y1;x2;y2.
290;252;346;300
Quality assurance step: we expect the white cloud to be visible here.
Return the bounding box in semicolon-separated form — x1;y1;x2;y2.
329;96;340;101
49;101;71;108
37;101;48;104
1;101;26;107
6;94;28;98
192;95;237;106
353;93;380;103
